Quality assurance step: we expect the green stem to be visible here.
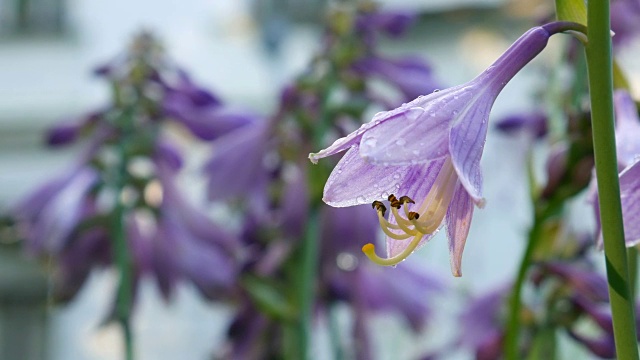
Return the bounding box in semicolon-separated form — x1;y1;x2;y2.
629;247;638;301
296;209;319;360
113;142;134;360
585;1;639;359
504;215;543;359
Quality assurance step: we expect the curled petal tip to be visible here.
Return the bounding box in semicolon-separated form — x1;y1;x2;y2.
308;153;319;164
475;198;487;209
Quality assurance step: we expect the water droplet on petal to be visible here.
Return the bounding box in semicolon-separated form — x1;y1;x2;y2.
395;138;406;146
363;136;377;148
381;191;390;198
453;110;459;115
412;150;420;155
393;173;401;179
356;196;367;204
433;89;440;93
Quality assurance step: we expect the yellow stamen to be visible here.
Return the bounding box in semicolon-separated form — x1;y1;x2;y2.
361;233;423;266
365;158;461;266
376;211;412;240
390;206;421;235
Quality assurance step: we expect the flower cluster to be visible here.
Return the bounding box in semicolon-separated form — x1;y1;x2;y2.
13;33;247;303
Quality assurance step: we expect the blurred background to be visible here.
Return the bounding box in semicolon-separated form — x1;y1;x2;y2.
1;0;640;359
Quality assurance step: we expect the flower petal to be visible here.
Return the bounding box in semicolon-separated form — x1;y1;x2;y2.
449;98;493;206
445;182;474;277
358;88;473;165
323;146;414;207
619;160;640;246
204;122;268;201
614;90;640;167
309;89;457;164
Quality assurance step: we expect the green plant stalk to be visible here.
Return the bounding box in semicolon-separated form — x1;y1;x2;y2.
505;218;543;360
112;142;134;360
296;209;320;360
630;247;638;300
586;1;639;358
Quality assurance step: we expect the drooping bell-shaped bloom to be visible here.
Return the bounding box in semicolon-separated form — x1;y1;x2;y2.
353;56;441;101
591;90;640;247
203;119;271;204
14;166;100;255
458;285;509;360
494;111;548;139
162;71;258;141
310;24;562;276
150;159;239;301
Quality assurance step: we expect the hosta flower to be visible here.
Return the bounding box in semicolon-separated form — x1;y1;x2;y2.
353;56;441;101
310;24;560;276
592;90;640;247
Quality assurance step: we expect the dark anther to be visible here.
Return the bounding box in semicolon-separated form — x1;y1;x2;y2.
387;194;402;209
372;201;387;216
398;196;415;205
408;212;420;220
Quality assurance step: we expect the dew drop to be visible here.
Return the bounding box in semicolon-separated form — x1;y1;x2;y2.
393;173;401;179
381;191;390;198
395;138;407;146
412;150;420;155
356;196;367;204
433;89;440;93
363;136;377;148
453;110;459;115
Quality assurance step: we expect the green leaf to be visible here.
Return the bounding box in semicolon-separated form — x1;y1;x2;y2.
555;0;587;25
526;327;557;360
613;60;631;90
242;275;296;321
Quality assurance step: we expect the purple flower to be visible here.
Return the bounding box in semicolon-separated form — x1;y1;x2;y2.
592;90;640;247
459;285;509;360
541;262;610;302
162;71;258;141
310;25;556;276
494;111;548;139
353;56;441;102
568;295;616;358
14;166;99;255
45;110;104;147
613;90;640;169
355;11;415;38
611;0;640;47
150;161;239;301
203;120;270;203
